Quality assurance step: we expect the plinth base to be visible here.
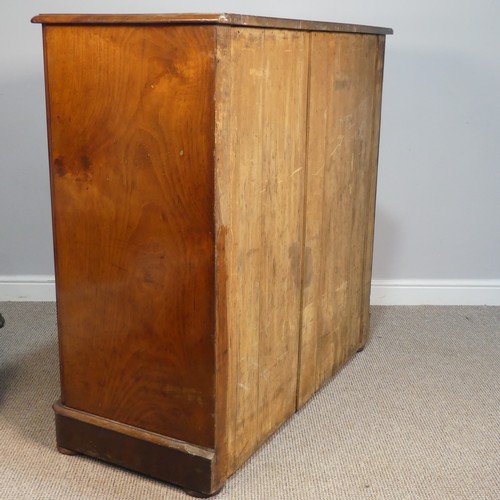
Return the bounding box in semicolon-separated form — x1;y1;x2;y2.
53;401;222;496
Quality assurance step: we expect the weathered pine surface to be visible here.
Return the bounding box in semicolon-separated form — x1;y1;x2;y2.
215;27;309;474
298;33;385;407
34;14;390;495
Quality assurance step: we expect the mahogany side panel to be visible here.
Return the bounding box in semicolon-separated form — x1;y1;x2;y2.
44;25;217;447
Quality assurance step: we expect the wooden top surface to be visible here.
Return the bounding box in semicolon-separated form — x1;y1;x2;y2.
31;13;393;35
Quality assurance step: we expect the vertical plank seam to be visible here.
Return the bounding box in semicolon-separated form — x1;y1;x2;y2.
295;31;313;410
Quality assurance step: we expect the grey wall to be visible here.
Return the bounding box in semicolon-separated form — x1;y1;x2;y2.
1;0;499;280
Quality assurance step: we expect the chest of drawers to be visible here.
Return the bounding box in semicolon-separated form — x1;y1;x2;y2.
33;13;391;496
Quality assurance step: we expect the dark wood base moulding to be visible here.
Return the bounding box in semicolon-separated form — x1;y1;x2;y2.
53;402;221;496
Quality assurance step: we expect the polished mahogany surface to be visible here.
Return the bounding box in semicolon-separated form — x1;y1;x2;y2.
44;25;217;447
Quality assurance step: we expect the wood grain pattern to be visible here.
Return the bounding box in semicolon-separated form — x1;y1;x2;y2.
32;13;393;35
214;26;309;475
297;33;384;408
37;16;390;494
359;36;386;349
44;25;217;447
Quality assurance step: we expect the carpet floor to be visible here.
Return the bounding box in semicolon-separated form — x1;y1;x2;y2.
0;303;498;499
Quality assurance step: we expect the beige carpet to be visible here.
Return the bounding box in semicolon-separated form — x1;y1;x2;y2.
0;303;498;499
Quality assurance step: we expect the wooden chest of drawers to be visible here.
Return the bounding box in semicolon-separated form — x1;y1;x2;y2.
33;13;391;496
